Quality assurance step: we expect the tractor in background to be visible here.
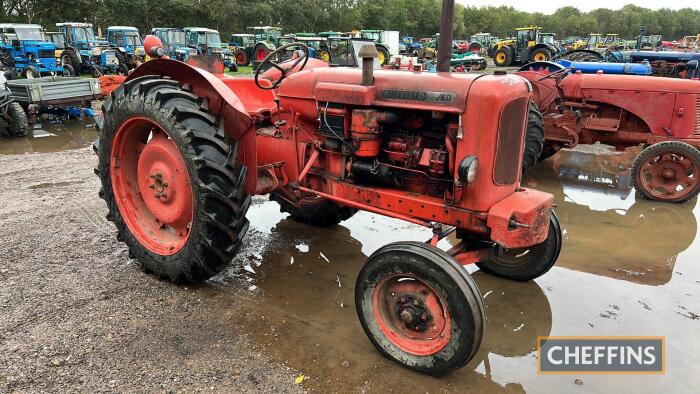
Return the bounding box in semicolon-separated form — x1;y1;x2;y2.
183;27;236;72
493;27;553;66
0;23;67;78
246;26;283;68
106;26;146;72
94;0;561;377
467;33;498;56
277;34;331;62
151;28;190;60
57;22;121;77
359;29;398;65
399;36;422;57
517;61;700;202
43;31;67;70
229;34;255;66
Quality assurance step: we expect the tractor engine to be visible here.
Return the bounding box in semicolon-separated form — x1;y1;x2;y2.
318;105;456;197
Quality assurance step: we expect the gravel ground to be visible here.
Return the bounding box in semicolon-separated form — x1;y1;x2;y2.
0;147;303;393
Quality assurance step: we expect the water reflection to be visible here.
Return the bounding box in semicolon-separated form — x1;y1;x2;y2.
529;149;697;285
0;119;97;154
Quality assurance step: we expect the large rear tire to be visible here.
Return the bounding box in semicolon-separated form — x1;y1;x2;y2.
234;48;249;66
522;101;545;175
355;241;484;376
271;191;356;227
96;75;251;282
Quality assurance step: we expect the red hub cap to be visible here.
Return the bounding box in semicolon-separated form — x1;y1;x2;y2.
639;150;700;201
110;117;193;255
256;48;269;61
372;274;451;356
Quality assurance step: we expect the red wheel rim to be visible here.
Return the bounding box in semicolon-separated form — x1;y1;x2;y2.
256;48;269;61
638;149;700;200
110;116;193;255
372;274;451;356
236;52;246;64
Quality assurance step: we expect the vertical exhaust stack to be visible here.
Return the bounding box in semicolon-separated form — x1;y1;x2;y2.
358;44;379;86
437;0;455;73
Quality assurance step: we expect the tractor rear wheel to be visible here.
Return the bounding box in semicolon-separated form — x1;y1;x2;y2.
522;101;545;175
494;47;512;67
476;211;562;281
631;141;700;203
377;46;390;66
234;48;249;66
62;63;75;77
7;102;29;137
254;44;271;62
355;241;484;376
271;191;356;227
62;51;81;74
96;75;251;283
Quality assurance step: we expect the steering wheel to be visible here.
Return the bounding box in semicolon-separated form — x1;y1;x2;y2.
255;43;310;90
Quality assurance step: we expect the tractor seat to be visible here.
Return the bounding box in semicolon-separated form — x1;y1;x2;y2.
222;78;276;117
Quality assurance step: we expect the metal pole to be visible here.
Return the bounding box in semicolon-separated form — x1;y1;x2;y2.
437;0;455;73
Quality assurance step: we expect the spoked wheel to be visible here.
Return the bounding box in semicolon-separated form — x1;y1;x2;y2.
356;242;484;376
96;75;251;282
631;141;700;203
476;211;562;281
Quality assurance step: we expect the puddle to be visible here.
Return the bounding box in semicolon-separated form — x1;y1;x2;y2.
0;119;97;154
214;146;699;392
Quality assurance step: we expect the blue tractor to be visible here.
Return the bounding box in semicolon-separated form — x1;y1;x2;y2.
56;22;123;77
399;36;422;56
106;26;145;72
151;28;191;61
184;27;236;71
0;23;66;79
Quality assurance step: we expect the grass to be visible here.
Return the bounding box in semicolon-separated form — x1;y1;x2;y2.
225;65;254;76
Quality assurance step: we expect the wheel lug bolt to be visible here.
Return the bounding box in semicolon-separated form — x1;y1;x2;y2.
420;315;426;321
155;193;161;198
400;310;413;323
160;193;168;199
148;184;155;189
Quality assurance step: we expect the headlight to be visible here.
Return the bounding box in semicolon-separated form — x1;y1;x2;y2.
458;156;478;185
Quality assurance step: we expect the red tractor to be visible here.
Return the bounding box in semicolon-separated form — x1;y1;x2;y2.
518;61;700;203
94;1;561;376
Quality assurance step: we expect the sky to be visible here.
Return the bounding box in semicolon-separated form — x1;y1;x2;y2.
457;1;699;15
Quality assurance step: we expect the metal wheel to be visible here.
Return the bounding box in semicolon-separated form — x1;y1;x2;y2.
110;117;193;255
632;141;700;203
476;211;562;281
356;241;484;376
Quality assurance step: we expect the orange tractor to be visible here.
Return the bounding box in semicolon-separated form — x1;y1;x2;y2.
95;0;560;375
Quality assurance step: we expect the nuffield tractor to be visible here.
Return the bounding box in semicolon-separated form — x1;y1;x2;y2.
95;0;561;375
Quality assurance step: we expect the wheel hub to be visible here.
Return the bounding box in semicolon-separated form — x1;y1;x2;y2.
110;117;194;255
395;295;431;332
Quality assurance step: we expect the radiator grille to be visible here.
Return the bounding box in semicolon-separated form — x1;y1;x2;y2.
695;96;700;134
494;97;528;185
38;49;55;59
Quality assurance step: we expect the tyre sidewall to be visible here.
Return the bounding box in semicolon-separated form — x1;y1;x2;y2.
356;242;483;376
98;82;208;280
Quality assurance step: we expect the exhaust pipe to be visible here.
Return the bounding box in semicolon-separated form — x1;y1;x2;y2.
437;0;455;73
358;44;379;86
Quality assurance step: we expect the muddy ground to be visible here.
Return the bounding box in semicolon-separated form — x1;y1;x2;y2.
1;120;699;393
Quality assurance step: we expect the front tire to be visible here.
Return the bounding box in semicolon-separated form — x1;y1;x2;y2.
7;102;29;137
476;211;562;281
96;75;251;282
522;101;545;175
631;141;700;203
494;47;512;67
25;65;40;79
62;63;75;77
356;242;484;376
377;46;390;66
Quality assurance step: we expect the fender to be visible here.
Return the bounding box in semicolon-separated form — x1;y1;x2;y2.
126;58;258;193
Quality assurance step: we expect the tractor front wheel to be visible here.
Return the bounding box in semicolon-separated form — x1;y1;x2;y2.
476;211;562;281
522;101;545;175
96;75;251;282
377;46;390;66
530;48;550;62
631;141;700;203
271;191;356;227
62;63;75;77
494;47;512;67
25;65;40;79
355;241;484;376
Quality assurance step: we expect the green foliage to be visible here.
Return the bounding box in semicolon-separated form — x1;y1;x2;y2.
2;1;699;40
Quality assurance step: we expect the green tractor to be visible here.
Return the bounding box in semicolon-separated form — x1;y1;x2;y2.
246;26;282;69
493;26;552;67
358;30;397;65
